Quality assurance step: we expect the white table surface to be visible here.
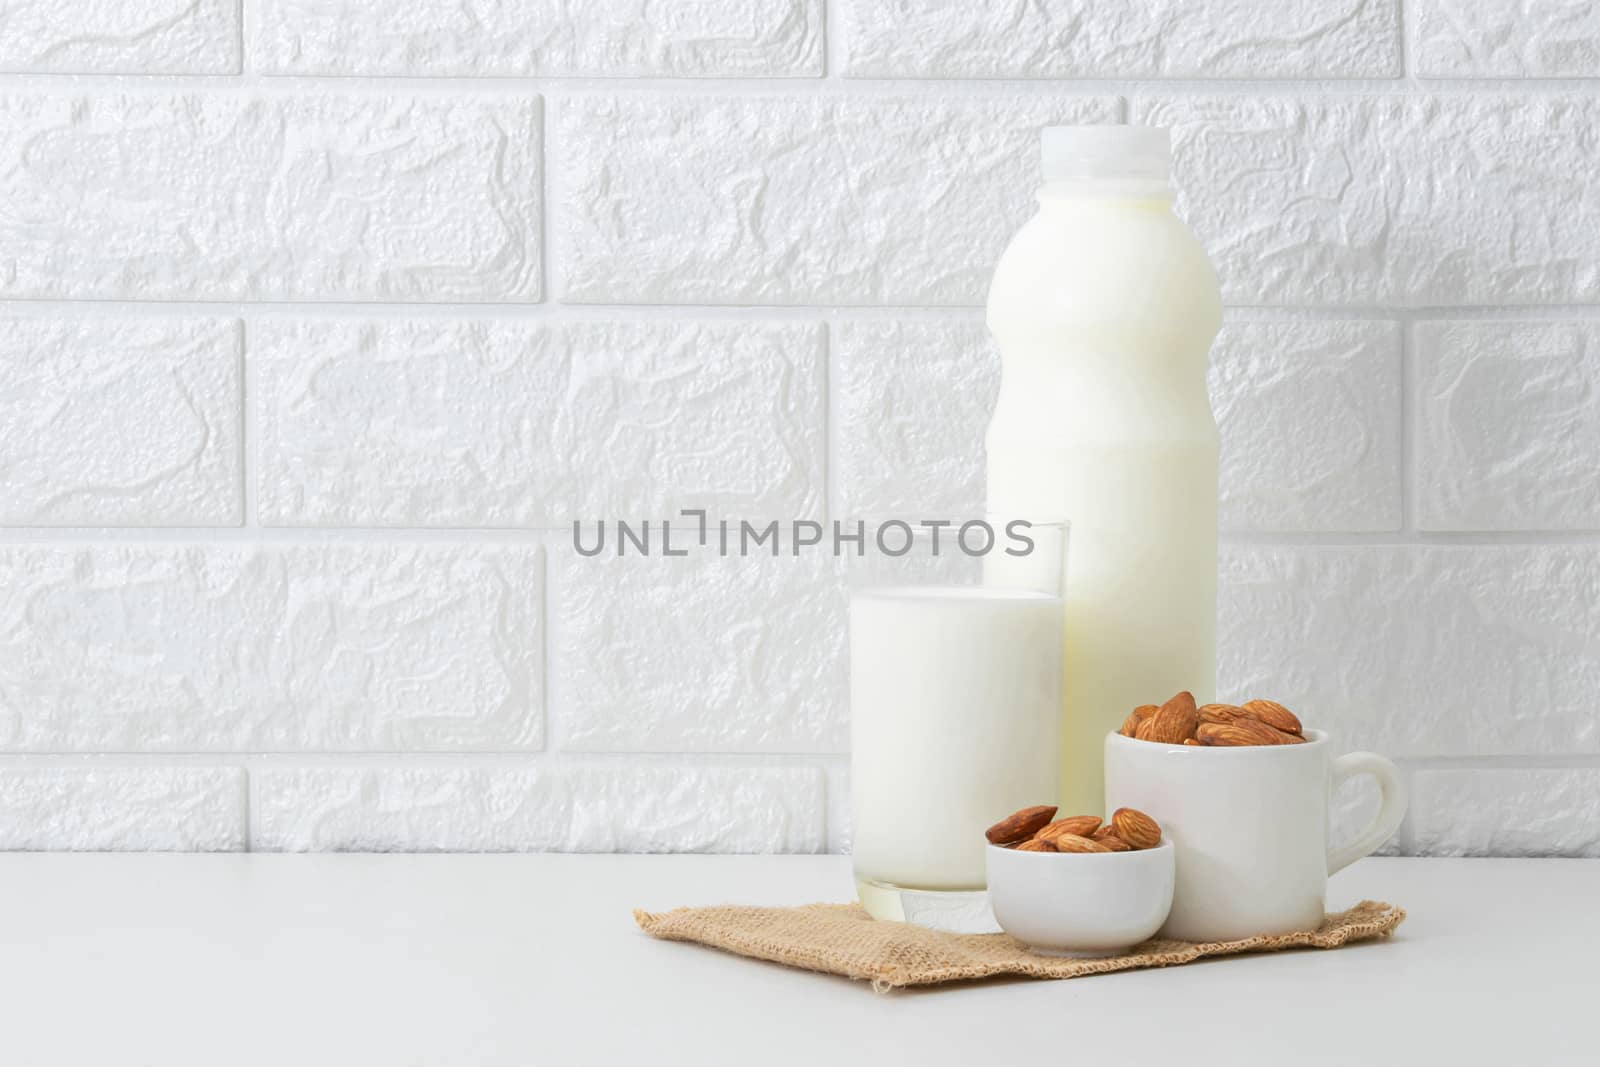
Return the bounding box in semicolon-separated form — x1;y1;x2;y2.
0;854;1589;1066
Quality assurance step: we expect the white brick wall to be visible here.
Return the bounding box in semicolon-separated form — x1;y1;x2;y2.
1415;321;1600;531
253;764;825;852
0;1;240;73
556;94;1118;304
0;318;242;525
840;1;1400;78
0;544;542;750
0;766;245;850
0;94;541;301
255;319;825;525
253;0;824;76
0;5;1593;855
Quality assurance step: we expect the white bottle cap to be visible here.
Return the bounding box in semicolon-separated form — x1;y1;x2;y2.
1041;125;1170;184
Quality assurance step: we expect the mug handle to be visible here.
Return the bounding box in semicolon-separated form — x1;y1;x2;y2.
1326;752;1407;876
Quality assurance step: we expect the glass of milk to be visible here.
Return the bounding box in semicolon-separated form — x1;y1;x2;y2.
850;521;1066;932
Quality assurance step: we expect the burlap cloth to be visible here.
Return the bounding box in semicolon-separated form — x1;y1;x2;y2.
634;899;1405;992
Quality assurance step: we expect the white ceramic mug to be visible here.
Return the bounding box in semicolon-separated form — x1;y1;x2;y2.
1104;729;1406;941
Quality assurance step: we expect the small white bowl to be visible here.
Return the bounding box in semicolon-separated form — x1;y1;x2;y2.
986;838;1175;956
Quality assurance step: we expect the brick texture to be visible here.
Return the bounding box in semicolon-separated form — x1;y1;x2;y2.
1220;546;1600;757
1417;321;1600;531
256;318;824;526
1;8;1594;854
253;765;825;852
1410;769;1600;857
553;547;846;753
0;93;540;302
1212;320;1402;532
254;0;823;76
842;0;1399;78
0;0;239;73
1136;96;1600;306
0;545;542;751
0;317;242;526
1419;1;1600;77
557;94;1117;305
0;767;245;850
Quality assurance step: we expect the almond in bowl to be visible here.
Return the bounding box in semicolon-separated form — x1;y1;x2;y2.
984;805;1174;956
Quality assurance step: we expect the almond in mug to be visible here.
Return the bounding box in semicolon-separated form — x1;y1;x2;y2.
1197;719;1302;747
1126;693;1306;747
1197;702;1251;726
1143;691;1198;745
1118;704;1160;737
1240;699;1303;737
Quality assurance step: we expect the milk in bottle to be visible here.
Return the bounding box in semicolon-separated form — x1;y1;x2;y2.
985;126;1222;817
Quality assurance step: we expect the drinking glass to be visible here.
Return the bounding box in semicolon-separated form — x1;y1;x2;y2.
849;519;1067;932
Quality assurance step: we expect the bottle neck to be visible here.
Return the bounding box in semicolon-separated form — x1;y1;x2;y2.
1037;178;1173;203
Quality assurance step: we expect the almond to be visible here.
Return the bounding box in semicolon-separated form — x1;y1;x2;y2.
1182;738;1202;746
1133;704;1160;722
1038;815;1101;843
1093;832;1133;852
1134;717;1157;741
1197;702;1251;725
1241;698;1303;737
1226;716;1303;745
984;804;1058;844
1197;721;1257;746
1197;719;1303;746
1145;690;1198;745
1015;837;1056;852
1119;710;1142;737
1051;833;1111;854
1110;807;1162;850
